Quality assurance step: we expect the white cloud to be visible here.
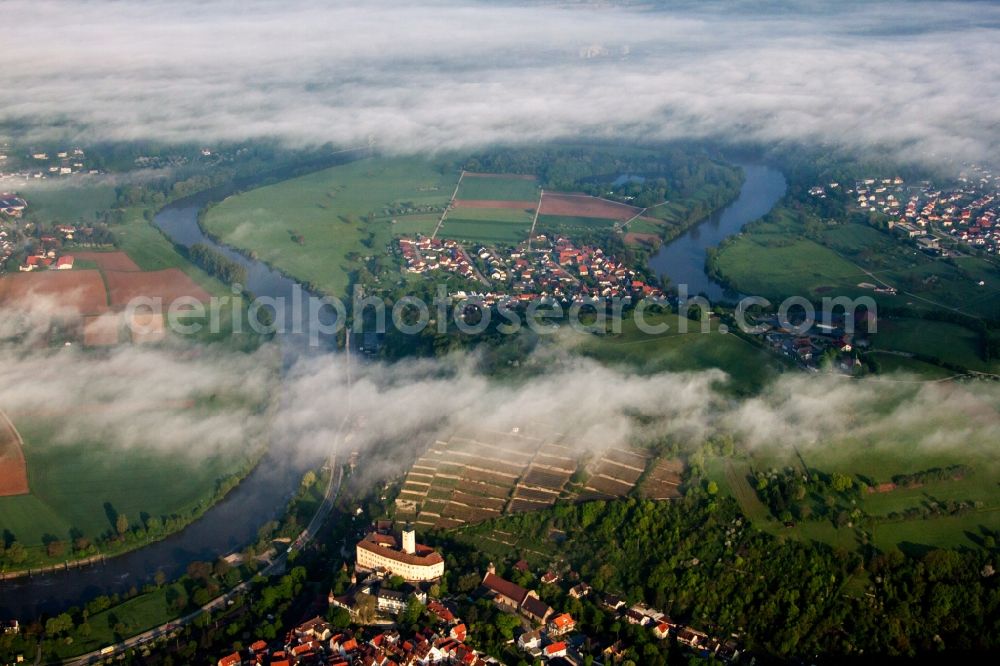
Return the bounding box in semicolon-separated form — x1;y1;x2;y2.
2;0;997;162
0;340;274;457
276;345;1000;480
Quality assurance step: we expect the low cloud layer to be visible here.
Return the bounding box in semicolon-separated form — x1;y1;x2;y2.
277;347;1000;479
1;304;997;483
0;341;274;458
3;1;999;163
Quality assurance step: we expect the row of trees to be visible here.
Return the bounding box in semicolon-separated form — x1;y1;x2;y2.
188;243;247;285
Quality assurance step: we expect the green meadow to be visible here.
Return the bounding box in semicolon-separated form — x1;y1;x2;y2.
439;218;533;244
202;155;461;297
19;182;117;223
867;352;955;379
0;418;257;561
873;317;992;372
714;235;867;299
714;210;1000;320
728;408;1000;552
576;312;790;395
536;214;620;233
456;175;539;201
447;206;534;223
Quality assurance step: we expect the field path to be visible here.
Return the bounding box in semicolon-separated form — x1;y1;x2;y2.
431;170;465;239
724;460;769;523
527;189;544;248
0;409;29;497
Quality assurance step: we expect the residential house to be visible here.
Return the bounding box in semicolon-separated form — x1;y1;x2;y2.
543;642;567;659
517;629;542;653
217;652;242;666
548;612;575;636
540;571;560;585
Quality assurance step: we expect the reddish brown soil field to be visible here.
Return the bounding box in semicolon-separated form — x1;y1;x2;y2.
104;269;210;308
453;199;537;210
127;312;166;344
540;193;642;220
0;270;108;315
585;475;635;496
464;172;536;181
640;458;685;500
624;232;661;246
74;251;141;272
513;486;559;503
83;314;121;346
0;411;29;497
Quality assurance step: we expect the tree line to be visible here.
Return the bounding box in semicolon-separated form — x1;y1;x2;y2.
188;243;247;286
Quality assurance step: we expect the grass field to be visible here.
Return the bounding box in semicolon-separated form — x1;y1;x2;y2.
873;317;990;371
536;214;620;233
440;218;533;244
19;182;117;223
114;210;231;299
627;217;667;235
0;417;256;554
727;409;1000;552
457;174;539;201
47;585;181;659
871;510;1000;553
202;155;460;297
437;204;535;244
447;206;534;223
868;352;955;379
576;312;790;395
715;210;1000;321
387;214;440;238
714;234;868;300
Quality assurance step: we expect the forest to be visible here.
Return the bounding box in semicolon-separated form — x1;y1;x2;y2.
436;493;1000;661
462;144;742;209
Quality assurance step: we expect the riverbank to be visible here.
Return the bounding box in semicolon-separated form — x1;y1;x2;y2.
648;164;788;301
0;464;340;664
0;435;268;581
0;171;338;619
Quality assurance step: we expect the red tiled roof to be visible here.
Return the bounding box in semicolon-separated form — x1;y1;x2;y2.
218;652;241;666
482;573;528;604
550;613;574;629
357;533;444;567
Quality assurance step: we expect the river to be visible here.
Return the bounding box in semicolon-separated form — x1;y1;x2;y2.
648;164;787;301
0;152;362;619
0;155;786;620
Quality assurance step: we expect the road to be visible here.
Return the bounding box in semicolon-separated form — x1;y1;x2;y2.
431;170;465;239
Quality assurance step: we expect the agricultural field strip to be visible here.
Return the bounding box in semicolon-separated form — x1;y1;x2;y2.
583;447;651;495
402;427;682;528
592;461;645;483
403;428;582;526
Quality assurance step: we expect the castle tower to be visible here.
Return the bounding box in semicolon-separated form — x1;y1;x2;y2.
401;526;416;555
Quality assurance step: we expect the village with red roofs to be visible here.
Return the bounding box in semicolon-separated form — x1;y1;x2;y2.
397;234;663;309
213;522;740;666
